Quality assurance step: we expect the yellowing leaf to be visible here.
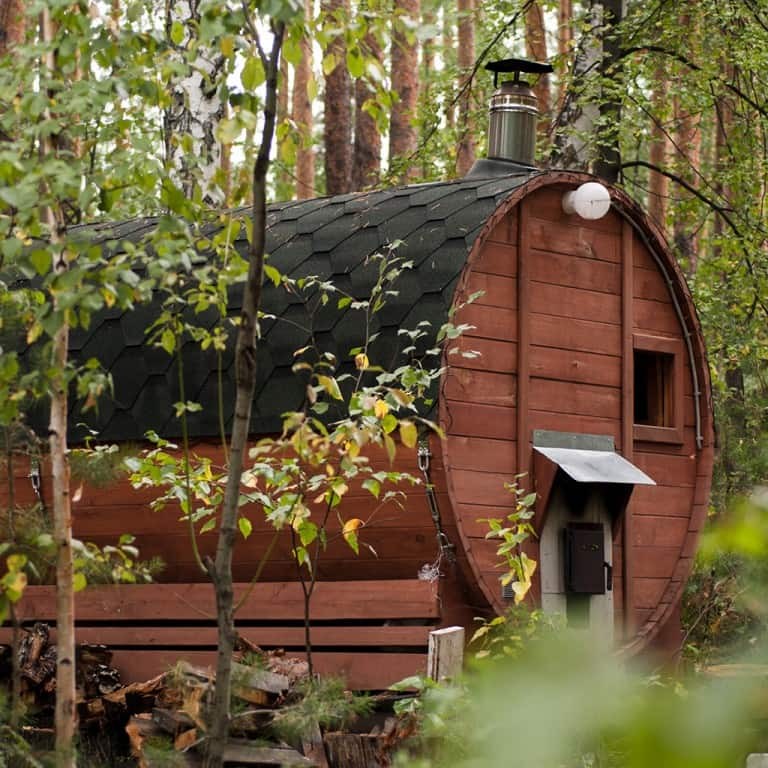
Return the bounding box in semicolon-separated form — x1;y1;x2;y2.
399;420;418;449
343;519;363;553
374;399;389;419
72;483;84;503
73;572;87;593
317;375;342;400
238;517;253;539
355;352;369;370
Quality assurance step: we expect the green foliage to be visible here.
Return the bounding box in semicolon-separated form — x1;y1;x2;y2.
480;478;537;603
272;677;373;743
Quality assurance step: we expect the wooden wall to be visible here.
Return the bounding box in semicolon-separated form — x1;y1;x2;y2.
441;178;714;649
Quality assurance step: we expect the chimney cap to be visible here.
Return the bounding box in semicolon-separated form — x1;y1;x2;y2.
485;57;553;87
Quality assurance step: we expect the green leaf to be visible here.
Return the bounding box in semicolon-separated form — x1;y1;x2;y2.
346;48;365;78
264;263;281;287
200;518;216;534
29;249;51;276
73;572;87;592
399;420;418;449
170;20;185;45
322;53;337;76
362;478;380;498
241;56;266;91
317;375;343;400
238;517;253;539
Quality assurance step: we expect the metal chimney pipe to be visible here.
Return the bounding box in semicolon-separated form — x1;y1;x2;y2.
487;78;539;167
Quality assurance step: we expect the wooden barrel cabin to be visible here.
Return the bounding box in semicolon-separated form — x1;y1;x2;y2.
4;60;714;687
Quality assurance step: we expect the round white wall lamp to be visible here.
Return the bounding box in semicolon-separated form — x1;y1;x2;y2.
562;182;612;220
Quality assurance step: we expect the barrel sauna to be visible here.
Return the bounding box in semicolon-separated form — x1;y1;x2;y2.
3;165;714;685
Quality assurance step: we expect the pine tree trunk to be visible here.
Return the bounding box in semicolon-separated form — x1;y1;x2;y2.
556;0;573;115
648;68;668;228
276;56;293;199
164;0;226;205
389;0;420;179
41;12;76;768
323;0;352;194
525;1;550;132
204;25;285;768
455;0;475;176
0;0;24;56
352;26;381;189
294;0;315;199
443;9;455;130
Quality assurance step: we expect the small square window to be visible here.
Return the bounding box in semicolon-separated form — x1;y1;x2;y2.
634;350;674;427
632;334;684;444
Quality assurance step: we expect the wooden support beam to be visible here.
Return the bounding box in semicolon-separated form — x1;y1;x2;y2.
621;218;635;639
517;202;531;486
427;626;465;681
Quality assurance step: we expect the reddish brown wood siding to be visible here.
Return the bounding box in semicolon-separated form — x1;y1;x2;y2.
441;175;714;653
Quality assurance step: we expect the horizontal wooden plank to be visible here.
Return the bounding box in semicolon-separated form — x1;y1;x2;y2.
632;515;689;548
631;484;695;518
473;241;518;277
529;346;621;388
531;313;621;356
109;650;426;690
528;217;620;262
444;437;516;474
444;368;516;404
633;452;697;488
530;248;621;295
530;281;621;325
634;299;681;335
486;213;517;246
529;378;621;420
450;469;518;508
443;400;517;440
633;266;669;302
458;303;518;343
470;272;517;309
13;580;440;623
447;337;518;374
0;624;431;649
634;577;668;609
528;410;621;443
632;546;680;579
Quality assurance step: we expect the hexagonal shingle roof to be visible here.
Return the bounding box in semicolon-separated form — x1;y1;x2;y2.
59;171;535;442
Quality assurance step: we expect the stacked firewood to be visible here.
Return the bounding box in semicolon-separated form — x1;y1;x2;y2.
1;627;411;767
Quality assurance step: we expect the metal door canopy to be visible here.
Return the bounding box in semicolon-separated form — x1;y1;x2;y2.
534;446;655;485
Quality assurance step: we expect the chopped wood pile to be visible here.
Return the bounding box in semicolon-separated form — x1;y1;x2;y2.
1;625;412;767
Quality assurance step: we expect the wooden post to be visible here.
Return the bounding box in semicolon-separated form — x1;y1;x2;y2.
427;626;465;681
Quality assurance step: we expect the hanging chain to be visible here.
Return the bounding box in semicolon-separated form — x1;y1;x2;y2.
28;458;42;504
417;438;455;564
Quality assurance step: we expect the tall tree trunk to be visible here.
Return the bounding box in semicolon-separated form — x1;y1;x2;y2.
442;8;455;131
389;0;420;180
525;1;550;135
164;0;226;205
41;12;76;768
419;0;435;179
0;0;24;56
556;0;573;115
648;67;668;228
671;11;701;274
455;0;475;176
204;25;285;768
276;56;293;199
352;25;381;189
294;0;315;199
323;0;352;194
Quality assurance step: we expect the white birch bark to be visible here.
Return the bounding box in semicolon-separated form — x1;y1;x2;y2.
164;0;226;205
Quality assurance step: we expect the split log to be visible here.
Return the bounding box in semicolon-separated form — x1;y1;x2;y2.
324;733;384;768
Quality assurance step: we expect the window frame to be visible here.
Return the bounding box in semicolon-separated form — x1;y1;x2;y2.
632;333;684;444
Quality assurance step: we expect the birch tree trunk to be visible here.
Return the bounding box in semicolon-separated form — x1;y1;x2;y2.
294;0;315;199
555;0;573;117
41;11;76;767
323;0;352;194
455;0;475;176
203;24;285;768
389;0;419;179
164;0;226;205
